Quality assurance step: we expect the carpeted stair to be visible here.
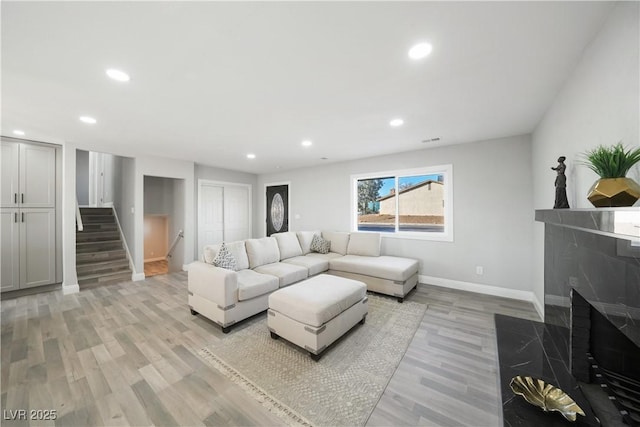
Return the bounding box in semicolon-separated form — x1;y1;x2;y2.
76;207;131;287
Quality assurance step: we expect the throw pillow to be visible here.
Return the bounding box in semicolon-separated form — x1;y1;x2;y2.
213;242;238;271
310;234;331;254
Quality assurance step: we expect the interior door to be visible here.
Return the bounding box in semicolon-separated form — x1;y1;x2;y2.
266;184;288;236
224;186;250;242
199;184;224;250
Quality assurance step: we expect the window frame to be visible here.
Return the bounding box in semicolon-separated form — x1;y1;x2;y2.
350;164;453;242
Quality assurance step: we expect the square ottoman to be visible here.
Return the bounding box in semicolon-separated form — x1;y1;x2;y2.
267;274;368;360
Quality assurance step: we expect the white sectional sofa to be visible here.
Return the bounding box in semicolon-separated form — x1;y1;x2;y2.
188;231;419;333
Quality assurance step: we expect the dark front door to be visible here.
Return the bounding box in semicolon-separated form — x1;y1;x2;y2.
266;184;288;236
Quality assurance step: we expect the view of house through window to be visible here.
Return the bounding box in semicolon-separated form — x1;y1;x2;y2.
354;166;452;239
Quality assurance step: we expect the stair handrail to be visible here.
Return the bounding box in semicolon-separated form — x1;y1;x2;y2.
76;198;84;232
166;230;184;259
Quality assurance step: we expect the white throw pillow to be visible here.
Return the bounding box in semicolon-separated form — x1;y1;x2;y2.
273;232;303;260
347;232;381;257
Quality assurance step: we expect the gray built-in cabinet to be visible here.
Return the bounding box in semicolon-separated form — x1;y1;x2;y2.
1;139;57;292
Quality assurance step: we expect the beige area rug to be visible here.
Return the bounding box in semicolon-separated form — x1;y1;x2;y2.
198;294;427;427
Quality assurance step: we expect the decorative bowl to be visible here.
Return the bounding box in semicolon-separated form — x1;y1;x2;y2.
509;376;585;422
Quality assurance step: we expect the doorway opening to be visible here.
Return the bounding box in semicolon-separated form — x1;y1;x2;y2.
144;176;185;277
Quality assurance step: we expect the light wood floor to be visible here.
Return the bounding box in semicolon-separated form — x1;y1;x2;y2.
143;260;169;277
0;272;539;426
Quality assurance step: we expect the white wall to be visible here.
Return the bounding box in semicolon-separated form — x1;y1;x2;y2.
134;156;194;277
113;156;136;271
532;2;640;310
257;135;535;299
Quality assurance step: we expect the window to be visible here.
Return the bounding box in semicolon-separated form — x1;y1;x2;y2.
351;165;453;241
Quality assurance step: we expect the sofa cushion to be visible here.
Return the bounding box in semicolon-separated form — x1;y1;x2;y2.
212;242;238;271
322;231;350;255
253;262;308;287
296;231;321;255
269;274;366;327
245;237;280;269
236;269;279;301
273;232;303;260
310;234;331;254
306;252;344;261
203;241;250;270
329;255;419;282
282;256;329;276
347;232;381;257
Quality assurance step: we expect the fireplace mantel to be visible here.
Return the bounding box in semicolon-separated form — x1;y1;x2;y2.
535;207;640;347
535;208;640;242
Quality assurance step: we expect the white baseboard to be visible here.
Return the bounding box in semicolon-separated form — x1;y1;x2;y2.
145;257;166;263
419;275;544;320
132;273;145;281
62;283;80;295
182;264;190;271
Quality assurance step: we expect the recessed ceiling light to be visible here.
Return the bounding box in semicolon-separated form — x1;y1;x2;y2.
301;140;312;147
79;116;97;124
106;68;130;82
390;118;404;127
408;42;433;60
13;130;25;136
247;153;256;159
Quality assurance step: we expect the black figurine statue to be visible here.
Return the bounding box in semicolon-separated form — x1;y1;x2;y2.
551;156;570;209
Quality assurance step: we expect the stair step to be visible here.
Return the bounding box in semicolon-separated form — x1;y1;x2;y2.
76;231;121;242
81;215;116;224
77;259;130;275
81;223;118;231
77;249;127;264
78;270;132;286
79;207;113;215
76;240;123;253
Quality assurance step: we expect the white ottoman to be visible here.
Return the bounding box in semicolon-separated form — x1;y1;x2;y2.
267;274;368;360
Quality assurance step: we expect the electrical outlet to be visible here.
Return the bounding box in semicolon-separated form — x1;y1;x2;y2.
476;266;484;275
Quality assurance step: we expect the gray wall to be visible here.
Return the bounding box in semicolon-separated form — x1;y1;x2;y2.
531;2;640;311
75;149;89;205
257;134;534;294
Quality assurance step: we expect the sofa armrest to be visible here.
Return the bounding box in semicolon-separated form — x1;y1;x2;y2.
188;261;238;309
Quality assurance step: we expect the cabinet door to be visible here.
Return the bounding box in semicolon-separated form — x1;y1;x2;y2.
20;209;56;288
1;141;19;208
19;143;56;208
1;209;19;291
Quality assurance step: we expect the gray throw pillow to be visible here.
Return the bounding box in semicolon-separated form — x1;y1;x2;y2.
310;234;331;254
213;242;238;271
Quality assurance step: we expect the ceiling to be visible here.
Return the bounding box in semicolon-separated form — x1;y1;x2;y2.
1;1;614;174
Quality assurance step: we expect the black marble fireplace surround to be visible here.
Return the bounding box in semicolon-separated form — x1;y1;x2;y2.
497;209;640;426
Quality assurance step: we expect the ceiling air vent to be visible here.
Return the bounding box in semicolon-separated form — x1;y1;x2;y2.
421;137;441;143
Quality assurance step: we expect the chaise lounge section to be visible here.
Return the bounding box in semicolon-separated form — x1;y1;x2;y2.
188;230;419;332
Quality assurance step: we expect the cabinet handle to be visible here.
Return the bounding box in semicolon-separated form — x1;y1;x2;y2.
14;193;17;204
14;212;17;223
21;193;24;203
21;212;24;223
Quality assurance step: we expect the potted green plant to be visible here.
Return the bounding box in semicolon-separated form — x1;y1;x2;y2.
582;142;640;207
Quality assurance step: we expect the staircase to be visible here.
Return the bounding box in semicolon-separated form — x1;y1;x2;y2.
76;207;132;287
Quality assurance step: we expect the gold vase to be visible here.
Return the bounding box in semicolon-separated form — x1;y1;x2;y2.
587;177;640;207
